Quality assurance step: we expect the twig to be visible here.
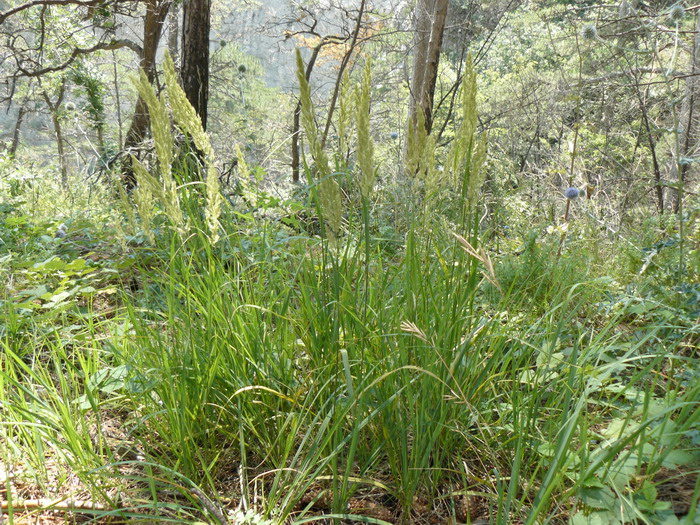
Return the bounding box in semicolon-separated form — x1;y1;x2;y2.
1;498;108;512
190;487;230;525
320;0;368;148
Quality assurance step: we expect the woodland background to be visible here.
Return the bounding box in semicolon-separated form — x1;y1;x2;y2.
0;1;699;524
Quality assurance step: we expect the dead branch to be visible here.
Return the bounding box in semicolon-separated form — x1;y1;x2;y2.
15;39;143;78
1;498;108;512
0;0;121;23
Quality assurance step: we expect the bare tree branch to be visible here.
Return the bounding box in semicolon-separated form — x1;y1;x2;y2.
15;38;142;77
320;0;367;147
0;0;115;23
577;68;692;86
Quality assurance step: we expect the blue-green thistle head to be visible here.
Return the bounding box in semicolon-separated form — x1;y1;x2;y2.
669;4;685;22
581;24;598;41
565;187;579;200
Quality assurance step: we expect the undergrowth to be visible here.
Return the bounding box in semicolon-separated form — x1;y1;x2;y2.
1;54;698;525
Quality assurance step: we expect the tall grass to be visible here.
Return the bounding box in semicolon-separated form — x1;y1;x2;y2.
1;53;698;525
40;207;687;523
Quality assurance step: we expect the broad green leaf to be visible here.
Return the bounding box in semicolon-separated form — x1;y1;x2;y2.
571;509;622;525
579;485;616;510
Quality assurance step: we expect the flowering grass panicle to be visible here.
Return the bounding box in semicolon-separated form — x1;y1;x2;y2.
443;54;487;209
446;56;476;180
295;50;329;178
163;51;222;243
466;135;488;207
121;51;222;243
133;70;174;185
405;109;436;183
236;144;250;181
204;164;223;244
117;180;137;234
337;72;353;159
446;54;478;185
355;58;375;199
296;49;342;234
163;53;212;161
131;157;158;243
131;67;185;234
233;143;255;204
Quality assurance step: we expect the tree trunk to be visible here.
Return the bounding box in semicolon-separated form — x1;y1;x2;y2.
673;11;700;213
408;0;449;135
638;90;665;214
180;0;210;130
112;50;123;147
9;102;27;157
319;0;367;148
122;0;171;187
96;120;105;158
168;1;179;63
41;82;68;188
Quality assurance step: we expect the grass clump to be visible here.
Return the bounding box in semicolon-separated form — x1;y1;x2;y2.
1;56;698;525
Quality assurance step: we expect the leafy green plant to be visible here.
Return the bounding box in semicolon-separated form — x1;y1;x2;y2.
2;30;699;525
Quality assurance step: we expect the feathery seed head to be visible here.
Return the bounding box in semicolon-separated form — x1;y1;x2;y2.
356;57;375;198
